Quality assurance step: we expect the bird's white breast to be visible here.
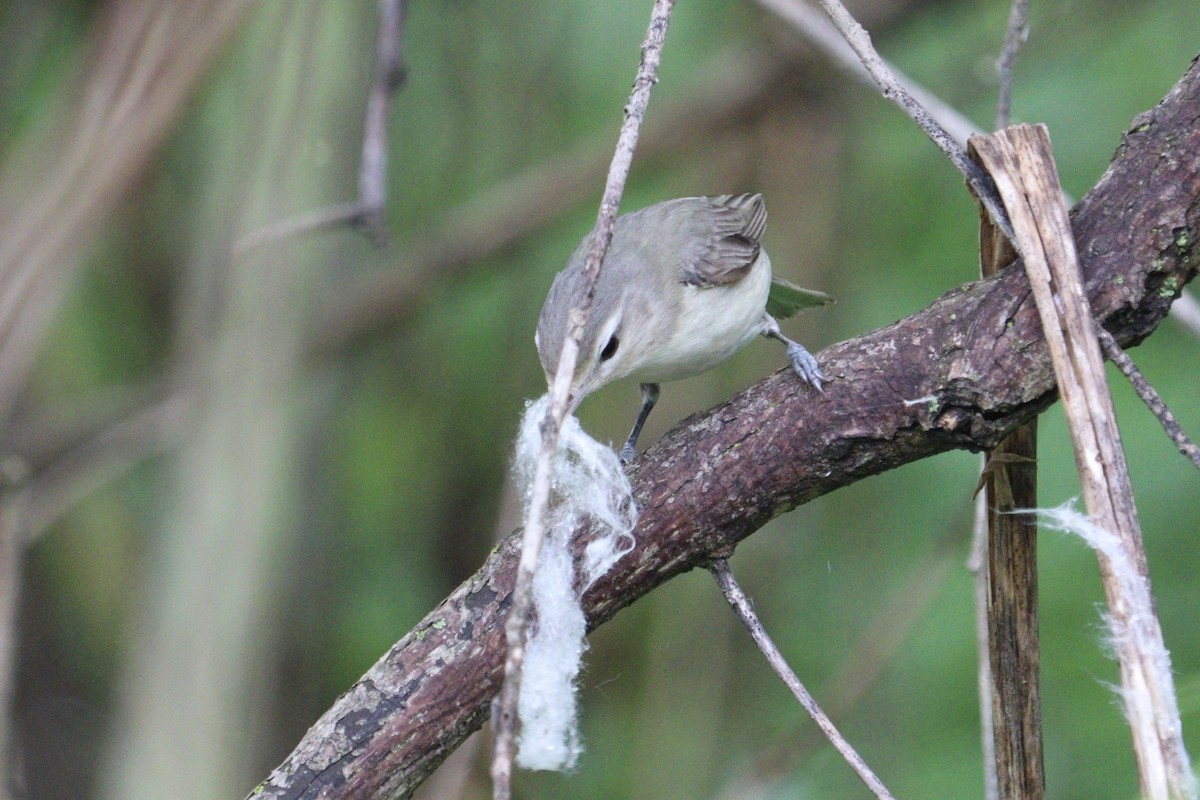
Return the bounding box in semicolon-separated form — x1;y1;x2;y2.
626;251;772;383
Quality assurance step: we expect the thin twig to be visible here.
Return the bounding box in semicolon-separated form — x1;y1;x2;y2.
358;0;406;239
489;2;678;797
994;0;1029;130
717;540;959;800
811;0;1013;240
753;0;980;146
1;390;186;543
1095;323;1200;470
232;201;369;255
233;0;407;254
968;490;1000;800
710;559;896;800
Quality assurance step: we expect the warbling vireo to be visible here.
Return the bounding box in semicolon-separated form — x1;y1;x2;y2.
536;193;830;463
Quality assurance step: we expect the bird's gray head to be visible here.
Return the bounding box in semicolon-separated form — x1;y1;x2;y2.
535;195;760;410
535;229;639;411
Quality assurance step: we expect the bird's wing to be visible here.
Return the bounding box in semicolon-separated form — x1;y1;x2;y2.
767;275;834;319
681;193;767;288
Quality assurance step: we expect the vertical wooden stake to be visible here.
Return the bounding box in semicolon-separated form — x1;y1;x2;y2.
971;124;1195;800
977;187;1045;800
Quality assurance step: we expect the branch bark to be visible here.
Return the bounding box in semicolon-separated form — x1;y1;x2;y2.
248;57;1200;800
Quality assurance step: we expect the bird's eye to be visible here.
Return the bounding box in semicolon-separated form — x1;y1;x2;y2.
599;335;619;362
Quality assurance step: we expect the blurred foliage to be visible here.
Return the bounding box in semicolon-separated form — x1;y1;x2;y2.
1;1;1198;799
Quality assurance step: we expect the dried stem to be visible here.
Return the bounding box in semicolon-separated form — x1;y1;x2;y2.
489;2;678;796
1094;324;1200;470
968;491;999;800
710;559;896;800
233;0;407;253
970;123;1196;800
976;171;1044;800
995;0;1030;130
812;0;1012;240
982;426;1043;799
358;0;406;238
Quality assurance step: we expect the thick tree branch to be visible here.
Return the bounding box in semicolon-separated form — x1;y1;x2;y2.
249;58;1200;800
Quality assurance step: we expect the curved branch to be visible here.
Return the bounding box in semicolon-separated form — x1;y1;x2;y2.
249;58;1200;800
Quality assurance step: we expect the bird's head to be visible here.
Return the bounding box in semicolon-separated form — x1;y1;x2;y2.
535;261;634;413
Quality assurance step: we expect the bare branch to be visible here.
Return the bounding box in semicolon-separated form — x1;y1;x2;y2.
234;0;407;253
718;537;961;800
359;0;407;239
808;0;1012;239
753;0;981;146
710;559;896;800
1094;324;1200;470
491;2;677;796
995;0;1030;129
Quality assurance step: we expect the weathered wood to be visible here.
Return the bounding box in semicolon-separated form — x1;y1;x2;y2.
974;142;1044;800
983;422;1042;800
972;123;1194;800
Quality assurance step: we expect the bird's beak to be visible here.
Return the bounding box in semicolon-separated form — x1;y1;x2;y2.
549;362;595;417
567;368;603;416
566;386;585;416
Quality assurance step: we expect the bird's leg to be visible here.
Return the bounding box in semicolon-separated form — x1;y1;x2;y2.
761;313;824;391
620;383;660;464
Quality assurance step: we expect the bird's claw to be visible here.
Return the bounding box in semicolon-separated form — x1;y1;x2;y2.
619;442;637;464
787;341;824;392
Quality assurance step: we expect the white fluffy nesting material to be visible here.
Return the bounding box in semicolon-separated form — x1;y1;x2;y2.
1028;499;1196;797
512;394;637;771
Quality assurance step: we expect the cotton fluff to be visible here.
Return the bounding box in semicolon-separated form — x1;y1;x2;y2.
1026;500;1196;798
512;394;637;770
1028;500;1158;647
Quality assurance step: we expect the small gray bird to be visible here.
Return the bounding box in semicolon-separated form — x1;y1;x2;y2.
536;193;830;463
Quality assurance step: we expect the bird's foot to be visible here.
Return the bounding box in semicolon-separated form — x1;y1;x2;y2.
618;442;637;464
786;341;824;392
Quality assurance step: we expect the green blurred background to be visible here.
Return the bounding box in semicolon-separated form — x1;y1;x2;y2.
0;1;1197;798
